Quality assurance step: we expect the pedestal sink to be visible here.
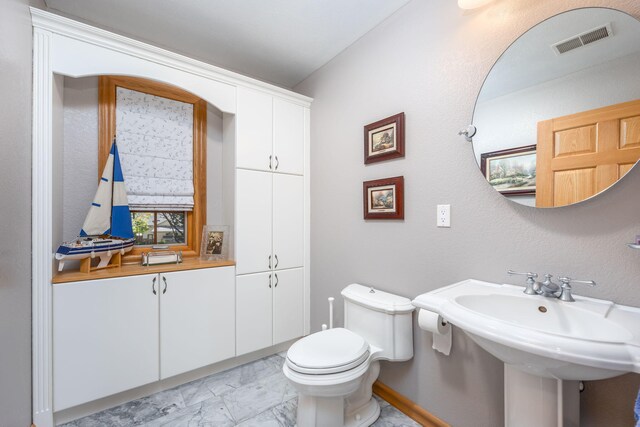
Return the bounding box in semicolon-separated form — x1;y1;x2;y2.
412;279;640;427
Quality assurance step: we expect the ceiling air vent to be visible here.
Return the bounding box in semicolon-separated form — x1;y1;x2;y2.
551;23;613;55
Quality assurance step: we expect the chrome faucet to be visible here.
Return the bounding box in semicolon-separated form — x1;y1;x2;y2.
508;270;596;302
538;274;561;297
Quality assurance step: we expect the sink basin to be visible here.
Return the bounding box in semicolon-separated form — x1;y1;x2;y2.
413;279;640;380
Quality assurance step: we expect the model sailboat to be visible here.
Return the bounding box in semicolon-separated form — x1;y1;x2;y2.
56;140;135;272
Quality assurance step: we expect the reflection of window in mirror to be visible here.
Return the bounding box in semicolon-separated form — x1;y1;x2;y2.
472;8;640;207
98;76;206;258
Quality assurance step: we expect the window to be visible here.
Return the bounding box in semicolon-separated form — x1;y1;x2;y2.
99;76;206;259
131;211;187;246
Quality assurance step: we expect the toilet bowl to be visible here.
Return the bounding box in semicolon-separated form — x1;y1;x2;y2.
283;284;415;427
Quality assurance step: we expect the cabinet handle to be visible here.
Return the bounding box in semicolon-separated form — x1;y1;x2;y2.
274;273;279;288
274;254;279;269
275;156;279;170
269;155;272;170
162;276;168;294
268;255;272;269
269;273;272;288
152;277;157;295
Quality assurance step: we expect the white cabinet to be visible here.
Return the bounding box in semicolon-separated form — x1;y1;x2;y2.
236;170;304;275
273;98;304;175
53;274;159;411
236;88;305;175
236;268;304;356
160;267;235;379
236;272;273;355
273;174;304;271
234;88;307;358
273;268;304;345
236;87;273;172
53;266;235;410
236;169;273;275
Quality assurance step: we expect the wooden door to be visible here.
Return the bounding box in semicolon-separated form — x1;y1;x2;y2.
236;87;273;172
236;169;273;274
236;272;273;355
273;268;304;345
273;98;305;175
537;99;640;207
160;267;235;379
53;274;159;411
273;173;304;271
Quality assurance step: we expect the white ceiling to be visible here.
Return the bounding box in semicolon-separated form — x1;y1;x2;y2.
44;0;411;88
478;8;640;102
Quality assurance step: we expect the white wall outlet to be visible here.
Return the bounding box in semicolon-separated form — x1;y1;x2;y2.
437;204;451;227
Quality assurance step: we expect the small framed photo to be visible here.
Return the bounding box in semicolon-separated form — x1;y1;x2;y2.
481;145;536;196
200;225;230;260
363;176;404;220
364;112;405;164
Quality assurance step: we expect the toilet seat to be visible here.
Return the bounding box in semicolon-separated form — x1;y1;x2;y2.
286;328;370;375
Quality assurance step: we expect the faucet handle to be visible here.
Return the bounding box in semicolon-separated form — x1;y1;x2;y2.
557;277;596;302
508;270;538;295
508;270;538;279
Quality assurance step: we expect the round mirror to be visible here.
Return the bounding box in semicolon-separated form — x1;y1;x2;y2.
472;8;640;208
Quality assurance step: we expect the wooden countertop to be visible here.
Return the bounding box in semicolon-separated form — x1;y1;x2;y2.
52;258;236;284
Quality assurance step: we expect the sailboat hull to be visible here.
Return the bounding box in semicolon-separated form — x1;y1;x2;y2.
55;237;135;262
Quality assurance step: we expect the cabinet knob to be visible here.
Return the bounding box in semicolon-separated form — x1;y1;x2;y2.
274;254;279;269
162;276;168;294
268;255;272;269
269;273;272;288
274;273;279;288
152;277;157;295
275;156;279;170
269;155;272;170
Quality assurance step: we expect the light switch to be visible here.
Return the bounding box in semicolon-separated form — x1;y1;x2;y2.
437;204;451;227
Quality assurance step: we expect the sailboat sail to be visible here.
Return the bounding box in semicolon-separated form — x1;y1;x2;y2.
110;144;134;239
79;142;133;238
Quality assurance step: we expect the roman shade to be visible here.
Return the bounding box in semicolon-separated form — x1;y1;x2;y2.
116;87;194;211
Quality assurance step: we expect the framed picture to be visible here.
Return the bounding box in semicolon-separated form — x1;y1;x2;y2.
481;145;537;196
363;176;404;220
200;225;230;260
364;112;405;164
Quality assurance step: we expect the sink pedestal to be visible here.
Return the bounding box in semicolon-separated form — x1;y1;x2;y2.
504;365;579;427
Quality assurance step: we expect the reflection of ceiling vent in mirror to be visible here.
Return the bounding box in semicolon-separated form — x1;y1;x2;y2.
551;23;613;55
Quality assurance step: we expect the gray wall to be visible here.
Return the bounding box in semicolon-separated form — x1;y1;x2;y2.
295;1;640;426
0;0;44;425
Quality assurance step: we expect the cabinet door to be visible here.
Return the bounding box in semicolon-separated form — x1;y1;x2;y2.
273;98;304;175
236;87;273;172
236;272;273;355
236;169;273;274
53;274;159;411
160;267;235;379
273;268;304;345
273;173;304;271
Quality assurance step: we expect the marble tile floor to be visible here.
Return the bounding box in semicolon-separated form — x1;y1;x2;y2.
60;353;421;427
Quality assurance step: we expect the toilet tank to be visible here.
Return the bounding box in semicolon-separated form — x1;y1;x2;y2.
341;284;415;361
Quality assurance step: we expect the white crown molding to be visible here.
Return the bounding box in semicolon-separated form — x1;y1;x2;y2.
29;8;313;107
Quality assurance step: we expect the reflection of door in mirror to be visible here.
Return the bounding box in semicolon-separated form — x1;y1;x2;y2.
536;99;640;207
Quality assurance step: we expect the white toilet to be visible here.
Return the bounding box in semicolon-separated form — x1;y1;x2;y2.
283;284;415;427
